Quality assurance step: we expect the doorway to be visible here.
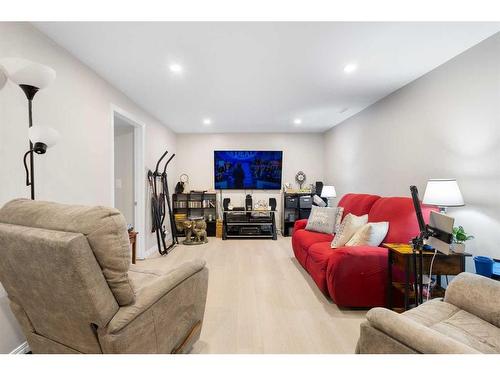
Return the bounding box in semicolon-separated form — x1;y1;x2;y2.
111;106;146;259
114;118;135;226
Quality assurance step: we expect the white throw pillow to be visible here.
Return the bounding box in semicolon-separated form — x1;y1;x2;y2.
331;213;368;248
345;222;389;247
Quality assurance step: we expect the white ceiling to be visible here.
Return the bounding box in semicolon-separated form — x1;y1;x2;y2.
34;22;500;133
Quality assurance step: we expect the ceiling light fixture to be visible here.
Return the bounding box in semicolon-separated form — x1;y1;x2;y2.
293;118;302;125
202;118;212;125
343;63;358;74
169;63;183;74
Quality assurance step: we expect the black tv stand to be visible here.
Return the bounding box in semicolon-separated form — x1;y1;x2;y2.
222;210;277;240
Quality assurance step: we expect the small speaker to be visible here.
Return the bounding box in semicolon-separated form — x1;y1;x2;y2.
223;198;231;211
269;197;277;211
315;181;324;196
245;194;253;211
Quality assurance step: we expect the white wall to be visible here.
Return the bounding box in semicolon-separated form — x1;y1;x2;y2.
114;122;135;226
324;32;500;261
0;22;177;353
176;133;325;229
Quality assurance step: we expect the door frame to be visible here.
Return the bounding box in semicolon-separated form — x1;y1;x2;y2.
110;104;146;260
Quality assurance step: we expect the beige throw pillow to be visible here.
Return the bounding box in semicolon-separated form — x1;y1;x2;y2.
331;213;368;248
345;222;389;247
333;206;344;233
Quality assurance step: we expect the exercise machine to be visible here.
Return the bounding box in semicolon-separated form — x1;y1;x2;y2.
148;149;177;255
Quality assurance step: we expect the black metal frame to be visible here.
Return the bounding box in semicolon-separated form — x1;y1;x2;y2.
148;150;177;255
410;185;453;305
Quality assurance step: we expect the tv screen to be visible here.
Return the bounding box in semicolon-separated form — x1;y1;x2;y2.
214;150;283;190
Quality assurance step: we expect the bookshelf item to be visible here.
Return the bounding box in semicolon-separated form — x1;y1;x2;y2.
172;192;217;237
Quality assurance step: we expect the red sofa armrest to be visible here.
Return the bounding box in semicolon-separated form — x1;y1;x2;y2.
326;246;389;308
293;219;308;232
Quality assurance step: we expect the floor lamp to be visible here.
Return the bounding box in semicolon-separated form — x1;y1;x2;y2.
2;58;57;199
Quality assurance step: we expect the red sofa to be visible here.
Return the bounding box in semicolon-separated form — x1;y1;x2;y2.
292;193;435;308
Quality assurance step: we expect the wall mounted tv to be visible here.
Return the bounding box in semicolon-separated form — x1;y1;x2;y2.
214;150;283;190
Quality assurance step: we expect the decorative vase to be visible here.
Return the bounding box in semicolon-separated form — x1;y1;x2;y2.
452;243;466;254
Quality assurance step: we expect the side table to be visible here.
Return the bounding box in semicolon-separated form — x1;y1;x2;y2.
129;231;138;264
383;243;471;311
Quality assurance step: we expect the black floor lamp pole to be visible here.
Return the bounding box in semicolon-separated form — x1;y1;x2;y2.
28;98;35;200
20;84;39;200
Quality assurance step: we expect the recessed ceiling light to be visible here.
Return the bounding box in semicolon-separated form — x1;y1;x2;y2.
293;118;302;125
343;63;357;74
169;63;183;74
202;118;212;125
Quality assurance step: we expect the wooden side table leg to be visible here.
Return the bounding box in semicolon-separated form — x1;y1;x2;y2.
132;241;136;264
387;251;393;309
404;260;410;311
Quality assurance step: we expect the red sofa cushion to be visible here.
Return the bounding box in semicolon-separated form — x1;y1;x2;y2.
368;197;436;244
326;245;389;307
292;229;333;251
338;193;381;219
292;229;333;268
306;242;335;295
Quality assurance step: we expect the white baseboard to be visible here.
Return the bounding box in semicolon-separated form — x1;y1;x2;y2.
10;341;30;354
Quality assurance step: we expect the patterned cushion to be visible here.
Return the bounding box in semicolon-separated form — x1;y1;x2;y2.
331;213;368;248
305;206;339;234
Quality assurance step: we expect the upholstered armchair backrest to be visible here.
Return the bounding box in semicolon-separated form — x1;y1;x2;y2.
0;199;135;353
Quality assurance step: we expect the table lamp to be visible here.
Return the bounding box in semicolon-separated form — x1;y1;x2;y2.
321;185;337;207
422;179;464;214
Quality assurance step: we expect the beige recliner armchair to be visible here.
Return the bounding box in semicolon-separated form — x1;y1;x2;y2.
0;199;208;354
356;272;500;354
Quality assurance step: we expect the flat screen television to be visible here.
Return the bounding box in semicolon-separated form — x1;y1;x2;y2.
214;150;283;190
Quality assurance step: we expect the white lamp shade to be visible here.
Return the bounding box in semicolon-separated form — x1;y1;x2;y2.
0;57;56;89
321;185;337;198
422;179;464;207
29;126;60;148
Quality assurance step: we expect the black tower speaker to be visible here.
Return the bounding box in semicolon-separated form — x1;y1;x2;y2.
269;197;277;211
315;181;324;196
245;194;253;211
223;198;231;211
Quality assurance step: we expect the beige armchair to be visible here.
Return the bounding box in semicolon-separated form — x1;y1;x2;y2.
356;272;500;354
0;199;208;354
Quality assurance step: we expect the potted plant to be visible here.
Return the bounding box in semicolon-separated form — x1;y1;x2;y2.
451;226;474;253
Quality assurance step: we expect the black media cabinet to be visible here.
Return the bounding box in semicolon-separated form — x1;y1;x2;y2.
222;210;277;240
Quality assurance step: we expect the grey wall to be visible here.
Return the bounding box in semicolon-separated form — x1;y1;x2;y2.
324;32;500;261
0;22;176;353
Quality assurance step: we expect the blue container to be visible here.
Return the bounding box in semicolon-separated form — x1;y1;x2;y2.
474;256;494;278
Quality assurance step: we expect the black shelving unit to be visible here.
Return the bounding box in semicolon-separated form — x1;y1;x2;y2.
282;192;322;236
223;210;277;240
172;192;217;237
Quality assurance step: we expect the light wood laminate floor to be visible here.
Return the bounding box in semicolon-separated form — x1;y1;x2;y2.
139;236;367;353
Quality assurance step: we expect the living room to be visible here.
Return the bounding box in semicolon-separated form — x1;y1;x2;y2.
1;0;499;372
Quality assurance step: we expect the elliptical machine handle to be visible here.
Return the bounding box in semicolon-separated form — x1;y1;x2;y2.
154;150;169;175
163;153;176;174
